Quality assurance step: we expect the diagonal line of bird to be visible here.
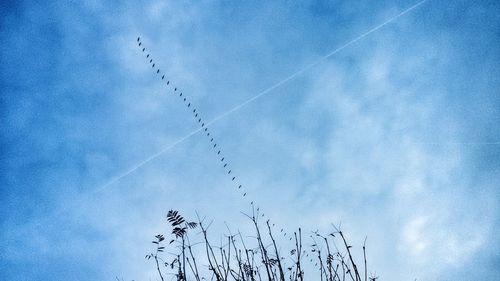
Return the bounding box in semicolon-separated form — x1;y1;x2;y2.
137;37;290;238
95;0;430;200
129;0;431;243
31;0;430;235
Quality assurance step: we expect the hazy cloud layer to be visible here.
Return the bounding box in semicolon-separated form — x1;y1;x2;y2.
1;0;499;280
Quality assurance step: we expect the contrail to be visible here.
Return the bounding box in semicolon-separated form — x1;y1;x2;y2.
94;0;430;195
27;128;205;228
207;0;430;124
38;0;431;223
415;142;500;145
90;128;203;196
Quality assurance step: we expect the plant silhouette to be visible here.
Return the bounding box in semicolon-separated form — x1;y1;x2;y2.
136;37;376;281
145;209;375;281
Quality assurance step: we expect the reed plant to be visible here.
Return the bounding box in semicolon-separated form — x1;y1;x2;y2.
144;209;378;281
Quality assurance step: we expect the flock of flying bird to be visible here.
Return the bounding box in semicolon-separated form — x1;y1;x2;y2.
136;38;249;197
136;37;322;264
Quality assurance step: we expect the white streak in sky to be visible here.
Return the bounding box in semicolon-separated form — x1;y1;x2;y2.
107;0;431;189
40;0;432;224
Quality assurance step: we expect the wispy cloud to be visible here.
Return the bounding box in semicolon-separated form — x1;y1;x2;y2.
1;0;499;280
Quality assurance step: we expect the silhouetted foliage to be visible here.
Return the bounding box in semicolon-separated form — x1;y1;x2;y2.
145;209;377;281
135;37;377;281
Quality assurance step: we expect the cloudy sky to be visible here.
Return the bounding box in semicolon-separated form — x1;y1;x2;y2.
1;0;499;280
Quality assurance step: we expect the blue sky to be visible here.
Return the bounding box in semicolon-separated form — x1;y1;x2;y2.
1;0;499;280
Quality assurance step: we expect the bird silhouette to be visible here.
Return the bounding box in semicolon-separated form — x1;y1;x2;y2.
136;39;263;222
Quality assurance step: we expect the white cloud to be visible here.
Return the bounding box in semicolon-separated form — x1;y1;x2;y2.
2;1;498;281
402;216;429;257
